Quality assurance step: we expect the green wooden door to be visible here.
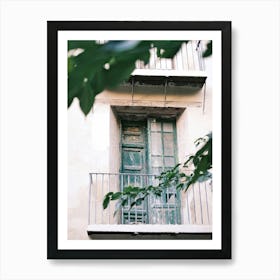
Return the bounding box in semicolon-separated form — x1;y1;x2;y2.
121;122;148;224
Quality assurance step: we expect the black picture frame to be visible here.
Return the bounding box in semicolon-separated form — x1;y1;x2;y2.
47;21;231;259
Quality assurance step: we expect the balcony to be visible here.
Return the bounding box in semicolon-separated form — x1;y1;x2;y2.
130;41;207;89
87;172;212;237
97;40;207;88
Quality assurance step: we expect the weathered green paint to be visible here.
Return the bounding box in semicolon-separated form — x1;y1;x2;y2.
121;121;148;224
147;119;181;224
121;121;147;174
120;119;181;225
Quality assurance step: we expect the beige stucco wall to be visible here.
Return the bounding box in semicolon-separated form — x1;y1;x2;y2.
95;84;204;108
68;101;113;239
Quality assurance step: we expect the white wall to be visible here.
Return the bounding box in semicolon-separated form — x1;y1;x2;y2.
176;48;212;163
68;100;113;238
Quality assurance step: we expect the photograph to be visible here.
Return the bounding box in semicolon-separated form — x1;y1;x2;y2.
68;40;213;240
48;21;231;258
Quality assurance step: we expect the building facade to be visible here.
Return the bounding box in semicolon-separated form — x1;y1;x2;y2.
68;41;213;240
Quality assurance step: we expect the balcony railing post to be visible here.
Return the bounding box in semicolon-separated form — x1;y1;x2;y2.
108;174;111;224
121;174;124;224
198;182;203;224
95;174;98;224
88;174;92;225
204;181;210;224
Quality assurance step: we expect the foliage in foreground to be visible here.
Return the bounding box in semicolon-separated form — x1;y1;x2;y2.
103;132;212;213
68;40;212;115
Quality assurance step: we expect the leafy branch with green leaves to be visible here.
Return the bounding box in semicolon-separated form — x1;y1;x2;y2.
68;40;212;115
103;132;212;213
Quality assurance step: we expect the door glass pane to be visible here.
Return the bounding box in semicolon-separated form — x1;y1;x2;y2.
163;133;174;156
124;126;141;133
151;121;161;132
152;156;163;167
152;167;163;175
151;132;162;155
122;125;144;143
163;122;173;132
123;134;143;143
123;150;142;170
164;157;175;167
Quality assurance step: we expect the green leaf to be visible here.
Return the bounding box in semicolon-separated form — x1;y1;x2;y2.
103;195;110;209
130;201;137;208
154;190;162;197
68;40;98;51
68;55;105;108
197;155;210;172
68;57;76;75
121;199;128;206
105;59;136;88
111;192;122;200
123;186;140;194
78;82;96;115
176;183;184;190
68;42;110;109
203;41;212;58
136;198;144;205
123;186;132;193
91;68;106;95
102;41;140;53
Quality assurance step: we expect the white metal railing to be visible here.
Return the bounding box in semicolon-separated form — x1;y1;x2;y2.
135;41;205;71
97;40;205;72
88;172;212;226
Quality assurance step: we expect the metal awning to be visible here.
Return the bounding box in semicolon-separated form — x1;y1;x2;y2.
128;69;207;88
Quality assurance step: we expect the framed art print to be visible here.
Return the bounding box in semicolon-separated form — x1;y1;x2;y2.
47;21;231;259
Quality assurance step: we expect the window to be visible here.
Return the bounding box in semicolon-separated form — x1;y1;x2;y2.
120;118;181;225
